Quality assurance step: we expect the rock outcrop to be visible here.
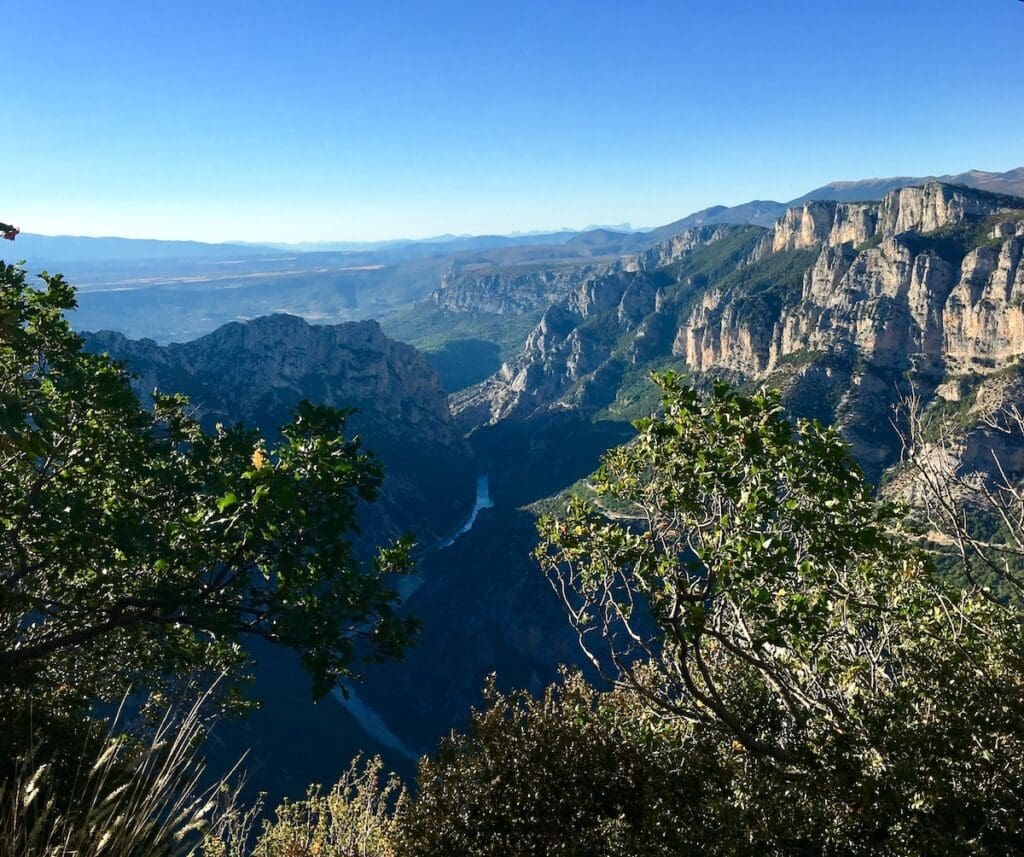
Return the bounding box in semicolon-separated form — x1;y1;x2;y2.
943;226;1024;369
769;201;877;253
85;313;474;544
87;314;459;440
771;237;957;371
764;182;1017;257
879;183;1013;235
454;182;1024;482
431;225;731;316
432;263;613;315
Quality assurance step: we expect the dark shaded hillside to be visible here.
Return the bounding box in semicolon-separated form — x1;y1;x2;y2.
355;411;636;755
380;305;544;392
84;313;474;543
81;313;479;809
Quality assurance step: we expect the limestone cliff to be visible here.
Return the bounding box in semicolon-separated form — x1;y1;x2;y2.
768;201;877;253
454;183;1024;482
433;263;614;315
431;225;731;316
943;226;1024;370
764;182;1018;256
85;313;474;544
87;314;459;439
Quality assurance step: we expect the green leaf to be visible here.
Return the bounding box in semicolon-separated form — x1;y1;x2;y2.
217;492;238;512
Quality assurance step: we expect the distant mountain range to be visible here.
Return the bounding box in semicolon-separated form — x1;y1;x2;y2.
648;167;1024;233
794;167;1024;204
9;233;280;263
11;166;1023;267
7;165;1023;347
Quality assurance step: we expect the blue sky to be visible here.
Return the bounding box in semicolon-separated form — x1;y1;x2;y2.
3;1;1022;242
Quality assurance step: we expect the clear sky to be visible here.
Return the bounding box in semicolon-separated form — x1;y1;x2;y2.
3;0;1023;243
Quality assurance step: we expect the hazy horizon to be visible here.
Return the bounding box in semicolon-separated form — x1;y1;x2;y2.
14;161;1022;247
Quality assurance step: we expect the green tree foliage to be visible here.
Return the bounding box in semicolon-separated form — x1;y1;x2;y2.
0;262;416;733
531;374;1024;854
397;671;712;857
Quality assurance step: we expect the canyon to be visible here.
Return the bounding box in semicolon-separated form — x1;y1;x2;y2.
68;167;1024;808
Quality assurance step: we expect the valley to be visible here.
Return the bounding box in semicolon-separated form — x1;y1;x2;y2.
28;163;1024;813
8;1;1024;848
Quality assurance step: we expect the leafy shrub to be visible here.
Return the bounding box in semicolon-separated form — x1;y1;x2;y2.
535;375;1024;854
397;672;710;857
204;756;403;857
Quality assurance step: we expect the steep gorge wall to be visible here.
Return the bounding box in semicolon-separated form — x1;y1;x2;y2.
432;225;732;316
455;183;1024;479
672;183;1024;379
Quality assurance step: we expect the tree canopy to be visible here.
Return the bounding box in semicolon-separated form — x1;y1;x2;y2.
532;374;1024;853
0;262;416;728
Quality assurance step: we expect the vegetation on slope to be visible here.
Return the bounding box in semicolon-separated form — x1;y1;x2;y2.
712;247;818;332
658;224;765;293
380;304;543;391
897;210;1024;267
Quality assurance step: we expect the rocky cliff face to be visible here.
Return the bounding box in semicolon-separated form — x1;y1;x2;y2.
943;227;1024;369
879;183;1014;235
454;183;1024;483
87;314;458;438
768;201;878;253
770;237;957;371
764;182;1017;255
431;225;731;316
432;263;614;315
760;191;1024;379
627;225;736;270
85;313;474;544
452;267;676;426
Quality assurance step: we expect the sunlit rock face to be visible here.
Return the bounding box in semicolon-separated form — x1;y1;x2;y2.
944;230;1024;370
453;182;1024;484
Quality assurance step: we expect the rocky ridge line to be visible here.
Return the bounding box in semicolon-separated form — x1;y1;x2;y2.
454;182;1024;481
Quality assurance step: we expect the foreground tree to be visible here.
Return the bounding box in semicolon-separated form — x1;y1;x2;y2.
897;385;1024;609
535;374;1024;853
0;262;416;734
398;671;714;857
